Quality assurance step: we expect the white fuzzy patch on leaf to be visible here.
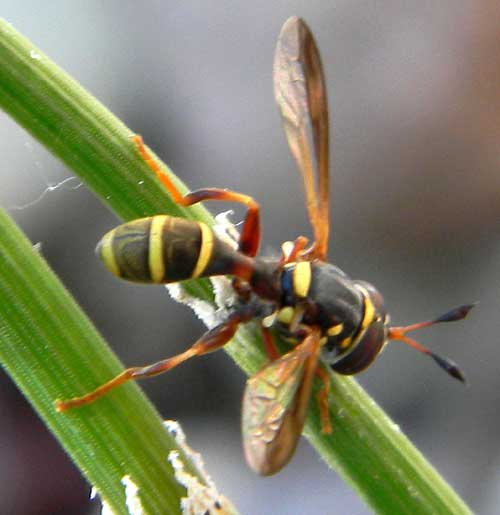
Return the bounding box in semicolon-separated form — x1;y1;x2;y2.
122;475;145;515
166;212;240;329
94;475;144;515
213;210;240;250
165;420;238;515
166;282;219;329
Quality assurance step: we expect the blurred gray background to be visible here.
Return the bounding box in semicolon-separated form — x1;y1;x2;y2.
1;2;499;514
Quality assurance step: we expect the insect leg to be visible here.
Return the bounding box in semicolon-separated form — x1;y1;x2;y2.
55;313;244;412
315;366;332;434
132;134;186;203
180;188;260;257
132;135;260;257
280;236;309;264
261;326;281;361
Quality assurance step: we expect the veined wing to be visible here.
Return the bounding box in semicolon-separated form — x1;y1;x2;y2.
274;17;330;260
242;328;321;475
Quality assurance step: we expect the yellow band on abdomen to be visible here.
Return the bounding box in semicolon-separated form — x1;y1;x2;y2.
191;222;214;278
99;229;121;278
149;215;168;282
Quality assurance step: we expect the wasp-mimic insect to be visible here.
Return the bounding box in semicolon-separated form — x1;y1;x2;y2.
56;17;474;476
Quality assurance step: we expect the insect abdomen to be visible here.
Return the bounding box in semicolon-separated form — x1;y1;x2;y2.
97;215;248;283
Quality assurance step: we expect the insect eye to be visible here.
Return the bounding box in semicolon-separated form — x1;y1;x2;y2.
330;320;386;375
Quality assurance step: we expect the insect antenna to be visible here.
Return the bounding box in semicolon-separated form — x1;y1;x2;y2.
387;303;476;383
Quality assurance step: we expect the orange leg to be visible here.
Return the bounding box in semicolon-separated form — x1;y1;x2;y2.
132;134;184;202
183;188;260;257
132;135;261;257
279;236;309;265
261;326;281;361
315;366;332;434
56;313;243;412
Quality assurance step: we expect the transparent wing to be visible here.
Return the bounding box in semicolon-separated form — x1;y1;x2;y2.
242;328;321;475
274;17;330;260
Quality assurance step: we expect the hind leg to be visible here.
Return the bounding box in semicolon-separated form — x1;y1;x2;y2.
132;135;261;257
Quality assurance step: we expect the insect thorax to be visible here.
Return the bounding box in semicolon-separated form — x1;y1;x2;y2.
261;261;363;349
